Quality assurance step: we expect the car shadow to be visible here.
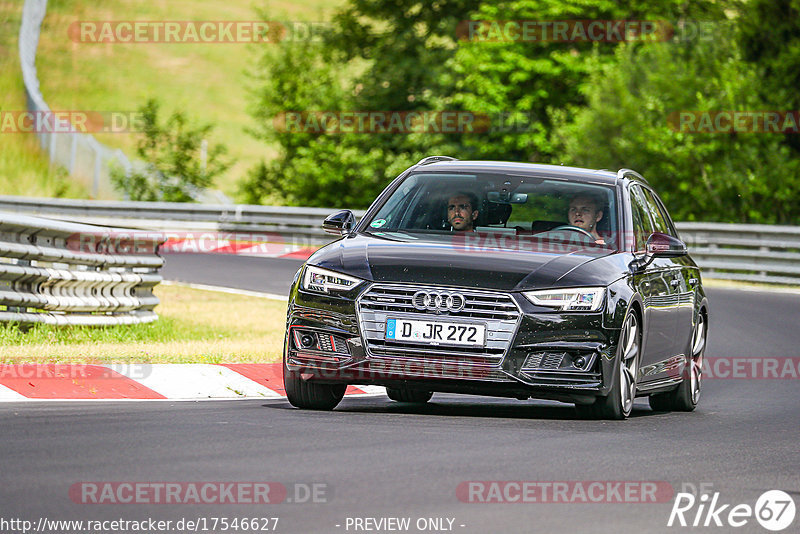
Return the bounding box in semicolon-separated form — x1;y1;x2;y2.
263;396;657;421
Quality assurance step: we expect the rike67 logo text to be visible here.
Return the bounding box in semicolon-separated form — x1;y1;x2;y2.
668;489;795;531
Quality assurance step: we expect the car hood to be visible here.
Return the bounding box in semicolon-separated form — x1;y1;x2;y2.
308;233;627;291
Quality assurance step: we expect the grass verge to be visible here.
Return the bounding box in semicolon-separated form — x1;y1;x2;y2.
0;283;287;363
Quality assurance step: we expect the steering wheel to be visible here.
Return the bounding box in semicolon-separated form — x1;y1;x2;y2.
550;225;595;240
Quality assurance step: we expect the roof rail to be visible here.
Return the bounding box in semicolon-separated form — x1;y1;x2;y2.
416;155;457;166
617;168;649;185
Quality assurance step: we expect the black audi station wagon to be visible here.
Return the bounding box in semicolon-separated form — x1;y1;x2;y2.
283;157;708;419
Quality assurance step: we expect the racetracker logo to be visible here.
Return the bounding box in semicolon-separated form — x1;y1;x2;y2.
668;111;800;134
457;20;730;43
0;111;144;134
274;111;542;134
68;21;330;43
66;231;316;257
69;482;331;504
0;364;150;381
273;111;491;134
456;481;674;503
669;357;800;380
448;230;708;254
451;231;607;254
456;20;670;42
292;359;509;382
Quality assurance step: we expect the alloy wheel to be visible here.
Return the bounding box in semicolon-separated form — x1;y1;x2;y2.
689;313;706;405
618;312;640;416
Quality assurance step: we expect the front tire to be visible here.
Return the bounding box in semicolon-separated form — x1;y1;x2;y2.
386;387;433;404
579;310;641;420
283;360;346;410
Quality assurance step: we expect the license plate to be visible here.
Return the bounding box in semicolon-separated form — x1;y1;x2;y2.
385;318;485;347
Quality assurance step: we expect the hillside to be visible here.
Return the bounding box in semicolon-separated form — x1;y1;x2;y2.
2;0;343;199
0;2;86;197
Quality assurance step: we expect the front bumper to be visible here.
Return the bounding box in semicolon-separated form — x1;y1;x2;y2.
285;283;620;402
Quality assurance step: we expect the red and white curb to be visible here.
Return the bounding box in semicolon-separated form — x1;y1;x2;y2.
0;363;385;401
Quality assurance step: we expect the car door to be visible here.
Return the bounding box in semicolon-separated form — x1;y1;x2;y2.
629;185;677;383
644;188;696;358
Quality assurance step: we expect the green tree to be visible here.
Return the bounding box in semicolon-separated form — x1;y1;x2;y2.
450;0;728;162
242;0;479;207
737;0;800;154
243;0;799;224
552;28;800;223
111;99;230;202
245;0;727;207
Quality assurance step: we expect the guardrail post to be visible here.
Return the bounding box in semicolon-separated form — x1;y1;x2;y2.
48;131;56;161
68;133;77;174
6;259;31;315
93;146;101;198
707;240;717;276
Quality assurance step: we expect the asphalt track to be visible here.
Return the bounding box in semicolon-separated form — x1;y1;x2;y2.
1;253;798;534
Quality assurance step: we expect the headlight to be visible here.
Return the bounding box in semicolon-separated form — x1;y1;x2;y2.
301;265;364;294
523;287;605;312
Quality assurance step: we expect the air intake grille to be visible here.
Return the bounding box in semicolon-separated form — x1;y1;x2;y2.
523;352;566;370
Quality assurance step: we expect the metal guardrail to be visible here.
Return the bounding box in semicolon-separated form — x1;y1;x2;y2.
0;196;368;245
0;197;798;285
0;212;164;326
674;222;800;286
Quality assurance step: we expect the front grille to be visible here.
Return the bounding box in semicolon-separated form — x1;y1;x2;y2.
361;285;519;321
357;284;521;373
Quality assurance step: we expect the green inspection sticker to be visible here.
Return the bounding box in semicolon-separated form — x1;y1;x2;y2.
370;219;387;228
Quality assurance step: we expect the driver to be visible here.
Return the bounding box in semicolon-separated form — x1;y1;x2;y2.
568;194;605;244
447;192;479;232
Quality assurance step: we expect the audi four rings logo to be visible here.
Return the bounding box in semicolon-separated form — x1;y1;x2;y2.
412;291;466;313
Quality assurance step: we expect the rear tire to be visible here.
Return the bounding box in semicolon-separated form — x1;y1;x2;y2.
386;387;433;404
283;361;346;410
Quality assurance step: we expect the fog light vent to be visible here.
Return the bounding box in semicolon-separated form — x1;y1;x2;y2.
523;352;566;371
292;328;350;354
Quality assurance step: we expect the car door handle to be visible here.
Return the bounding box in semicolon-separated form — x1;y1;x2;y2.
670;279;680;287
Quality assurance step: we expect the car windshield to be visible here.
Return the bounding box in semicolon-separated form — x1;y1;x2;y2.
364;172;619;252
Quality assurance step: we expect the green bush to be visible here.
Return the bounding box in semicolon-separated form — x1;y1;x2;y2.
111;99;231;202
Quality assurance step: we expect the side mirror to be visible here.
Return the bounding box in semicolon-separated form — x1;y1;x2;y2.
630;232;687;272
646;232;687;258
322;210;355;236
